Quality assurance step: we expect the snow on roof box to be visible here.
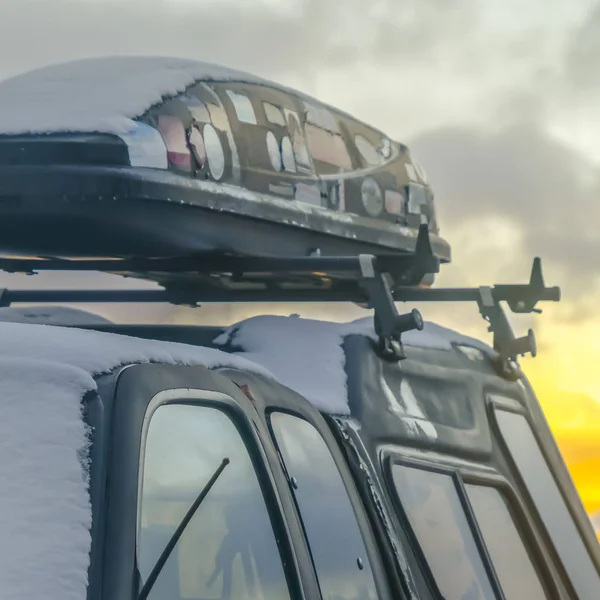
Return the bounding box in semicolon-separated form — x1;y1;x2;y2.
0;56;450;273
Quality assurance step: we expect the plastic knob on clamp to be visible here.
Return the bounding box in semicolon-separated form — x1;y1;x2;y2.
395;308;424;334
509;328;537;358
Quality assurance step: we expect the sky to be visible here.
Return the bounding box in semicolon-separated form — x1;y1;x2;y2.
1;0;600;421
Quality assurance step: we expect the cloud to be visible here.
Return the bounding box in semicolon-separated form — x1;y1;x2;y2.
564;1;600;96
411;121;600;284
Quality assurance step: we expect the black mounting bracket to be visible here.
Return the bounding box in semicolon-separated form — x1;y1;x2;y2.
358;255;424;361
475;257;553;365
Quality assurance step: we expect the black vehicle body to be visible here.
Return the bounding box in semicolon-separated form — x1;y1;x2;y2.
77;321;600;600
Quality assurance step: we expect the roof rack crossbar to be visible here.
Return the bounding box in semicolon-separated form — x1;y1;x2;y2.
0;226;561;369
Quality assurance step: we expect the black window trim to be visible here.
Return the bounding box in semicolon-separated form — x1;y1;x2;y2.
135;388;302;600
266;407;396;600
382;450;563;600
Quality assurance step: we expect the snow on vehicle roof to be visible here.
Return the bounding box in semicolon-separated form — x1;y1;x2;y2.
0;319;275;600
0;315;491;600
214;314;494;415
0;305;113;326
0;56;351;137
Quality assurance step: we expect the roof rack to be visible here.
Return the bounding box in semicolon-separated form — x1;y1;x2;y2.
0;226;560;370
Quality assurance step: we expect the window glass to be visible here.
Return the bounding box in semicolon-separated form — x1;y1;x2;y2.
465;484;548;599
392;465;496;600
226;89;257;125
263;102;286;127
138;403;291;600
271;412;380;600
495;409;600;599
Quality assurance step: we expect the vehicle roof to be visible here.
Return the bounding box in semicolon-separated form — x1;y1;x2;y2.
0;56;387;138
0;313;500;600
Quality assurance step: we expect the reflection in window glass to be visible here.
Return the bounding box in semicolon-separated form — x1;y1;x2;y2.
206;103;230;131
180;94;211;123
139;404;290;600
304;102;341;133
281;136;296;173
285;109;311;169
495;409;600;599
306;124;352;171
226;90;257;125
265;131;282;171
392;465;495;600
263;102;286;127
407;184;428;216
271;413;380;600
355;135;383;166
203;124;225;181
465;485;547;599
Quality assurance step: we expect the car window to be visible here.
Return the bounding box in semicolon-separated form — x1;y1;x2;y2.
270;412;380;600
465;484;548;599
138;403;291;600
495;409;600;599
391;464;496;600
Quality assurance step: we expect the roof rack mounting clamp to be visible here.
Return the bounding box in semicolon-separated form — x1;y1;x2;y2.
477;285;537;367
359;254;424;361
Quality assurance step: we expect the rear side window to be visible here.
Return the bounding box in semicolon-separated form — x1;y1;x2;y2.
138;403;291;600
270;412;380;600
392;465;496;600
495;409;600;599
465;484;547;599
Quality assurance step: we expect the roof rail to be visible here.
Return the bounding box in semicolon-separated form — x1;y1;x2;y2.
0;225;560;370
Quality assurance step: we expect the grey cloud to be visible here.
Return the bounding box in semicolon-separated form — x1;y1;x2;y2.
0;0;515;85
565;2;600;94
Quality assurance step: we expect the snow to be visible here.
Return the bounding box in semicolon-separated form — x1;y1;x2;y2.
0;320;273;379
213;314;494;415
0;306;112;326
0;55;386;142
0;56;282;136
0;56;324;138
0;320;275;600
0;359;94;600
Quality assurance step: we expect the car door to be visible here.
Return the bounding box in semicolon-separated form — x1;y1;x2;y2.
99;363;319;600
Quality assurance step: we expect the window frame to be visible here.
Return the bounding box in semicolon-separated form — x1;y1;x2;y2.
135;388;300;599
489;395;600;597
382;450;562;600
267;407;394;600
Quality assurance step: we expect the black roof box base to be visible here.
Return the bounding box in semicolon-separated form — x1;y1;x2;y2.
0;165;451;262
